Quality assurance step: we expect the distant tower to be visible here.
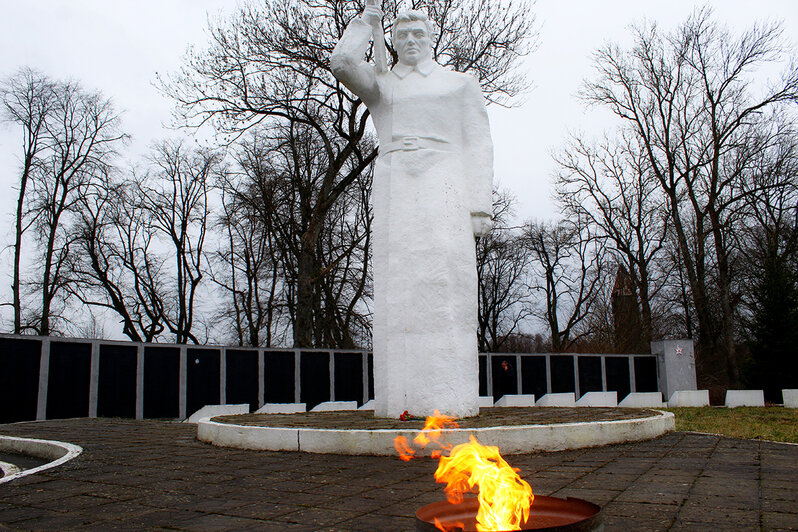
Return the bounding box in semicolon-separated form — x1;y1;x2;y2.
611;266;643;353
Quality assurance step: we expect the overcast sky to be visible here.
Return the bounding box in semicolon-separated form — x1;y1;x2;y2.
0;0;796;225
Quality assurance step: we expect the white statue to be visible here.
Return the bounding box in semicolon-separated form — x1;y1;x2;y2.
331;1;493;418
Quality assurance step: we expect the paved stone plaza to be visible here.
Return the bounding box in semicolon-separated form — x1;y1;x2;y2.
0;418;796;530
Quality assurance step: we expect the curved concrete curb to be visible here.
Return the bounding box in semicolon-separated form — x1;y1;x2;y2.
197;411;675;455
0;461;22;477
0;435;83;484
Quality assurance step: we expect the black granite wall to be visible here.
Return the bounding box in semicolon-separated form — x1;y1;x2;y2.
0;334;658;421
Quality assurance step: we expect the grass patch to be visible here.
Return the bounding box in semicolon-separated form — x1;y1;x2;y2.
664;407;798;444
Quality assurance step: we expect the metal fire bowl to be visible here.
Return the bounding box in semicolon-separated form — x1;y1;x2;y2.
415;496;603;532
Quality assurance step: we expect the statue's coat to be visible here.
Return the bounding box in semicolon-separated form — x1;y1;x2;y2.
332;19;493;418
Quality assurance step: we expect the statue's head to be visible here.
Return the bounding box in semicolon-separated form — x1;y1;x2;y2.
391;10;434;66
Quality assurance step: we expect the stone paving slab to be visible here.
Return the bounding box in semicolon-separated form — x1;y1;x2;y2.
0;418;795;531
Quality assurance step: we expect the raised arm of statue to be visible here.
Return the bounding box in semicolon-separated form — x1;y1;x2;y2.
462;75;494;236
363;0;387;73
331;13;381;105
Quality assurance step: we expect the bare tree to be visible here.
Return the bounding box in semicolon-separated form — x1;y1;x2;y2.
214;125;373;348
476;189;532;352
73;143;220;344
1;69;56;333
555;131;670;348
212;133;289;347
581;8;798;388
214;185;281;347
159;0;537;347
138;141;219;344
25;80;125;335
525;218;605;352
737;127;798;400
70;173;167;342
575;264;618;353
313;168;373;348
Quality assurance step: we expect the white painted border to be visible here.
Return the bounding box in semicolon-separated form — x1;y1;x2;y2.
197;411;675;455
0;461;22;477
0;435;83;484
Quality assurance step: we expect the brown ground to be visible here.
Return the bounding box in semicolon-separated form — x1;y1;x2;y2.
212;407;658;430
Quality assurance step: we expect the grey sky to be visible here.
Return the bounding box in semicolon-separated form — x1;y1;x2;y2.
0;0;796;228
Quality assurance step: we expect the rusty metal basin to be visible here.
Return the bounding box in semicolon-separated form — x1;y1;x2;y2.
415;496;603;532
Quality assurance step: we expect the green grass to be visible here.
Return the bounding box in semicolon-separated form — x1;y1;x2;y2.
664;407;798;444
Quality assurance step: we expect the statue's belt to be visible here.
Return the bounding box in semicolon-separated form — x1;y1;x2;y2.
381;136;454;154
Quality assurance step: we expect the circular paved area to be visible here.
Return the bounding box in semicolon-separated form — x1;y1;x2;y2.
0;418;796;531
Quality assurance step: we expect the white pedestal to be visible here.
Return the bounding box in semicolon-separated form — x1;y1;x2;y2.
255;403;307;414
479;396;496;408
651;340;697;399
724;390;765;408
667;390;709;407
495;394;536;407
619;393;664;408
783;389;798;408
575;392;617;407
536;393;576;407
310;401;359;412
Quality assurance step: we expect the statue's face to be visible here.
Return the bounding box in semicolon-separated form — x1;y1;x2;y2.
394;21;432;66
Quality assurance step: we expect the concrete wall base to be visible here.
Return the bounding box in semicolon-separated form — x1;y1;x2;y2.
725;390;765;408
185;404;249;423
310;401;358;412
536;393;576;407
668;390;710;407
783;390;798;408
575;392;617;407
495;394;536;407
479;396;495;408
619;393;664;408
255;403;307;414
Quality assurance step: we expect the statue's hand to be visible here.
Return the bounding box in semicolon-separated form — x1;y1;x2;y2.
362;0;384;30
471;212;493;238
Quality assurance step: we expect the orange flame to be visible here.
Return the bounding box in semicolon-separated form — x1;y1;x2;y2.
436;436;533;531
394;413;533;532
394;411;458;461
394;435;415;461
414;411;459;448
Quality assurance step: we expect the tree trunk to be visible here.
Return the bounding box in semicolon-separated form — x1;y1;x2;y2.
12;159;31;334
633;273;653;351
294;228;321;347
39;221;57;336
